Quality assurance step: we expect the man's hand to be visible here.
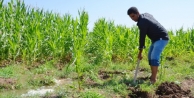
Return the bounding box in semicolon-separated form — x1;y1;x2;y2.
138;49;143;60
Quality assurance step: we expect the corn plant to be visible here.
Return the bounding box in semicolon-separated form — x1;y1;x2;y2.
71;10;88;90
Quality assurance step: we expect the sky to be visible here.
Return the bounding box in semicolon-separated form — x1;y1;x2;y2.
3;0;194;31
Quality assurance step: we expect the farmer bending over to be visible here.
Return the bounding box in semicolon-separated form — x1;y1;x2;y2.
127;7;169;84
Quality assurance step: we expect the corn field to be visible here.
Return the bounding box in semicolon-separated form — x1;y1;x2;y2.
0;0;194;66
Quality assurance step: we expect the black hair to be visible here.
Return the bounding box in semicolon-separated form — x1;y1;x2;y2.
127;7;139;15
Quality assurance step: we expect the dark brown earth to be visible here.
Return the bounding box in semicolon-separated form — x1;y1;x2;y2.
98;70;125;79
156;82;192;98
42;95;62;98
128;87;153;98
128;81;194;98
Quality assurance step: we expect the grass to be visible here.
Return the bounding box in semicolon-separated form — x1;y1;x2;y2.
0;53;194;98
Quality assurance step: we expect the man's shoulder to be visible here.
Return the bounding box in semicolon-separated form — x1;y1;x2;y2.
137;13;151;26
141;13;153;18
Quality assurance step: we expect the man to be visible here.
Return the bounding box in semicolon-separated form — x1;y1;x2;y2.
127;7;169;84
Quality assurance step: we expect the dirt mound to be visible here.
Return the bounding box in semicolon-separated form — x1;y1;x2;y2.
128;81;194;98
156;82;192;98
128;87;153;98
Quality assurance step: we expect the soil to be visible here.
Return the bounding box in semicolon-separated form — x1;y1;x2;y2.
128;87;153;98
166;56;175;61
98;70;125;79
128;81;194;98
181;78;194;95
42;95;62;98
156;82;192;98
0;77;16;89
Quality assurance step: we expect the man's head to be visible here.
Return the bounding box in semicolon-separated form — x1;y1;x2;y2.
127;7;140;22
